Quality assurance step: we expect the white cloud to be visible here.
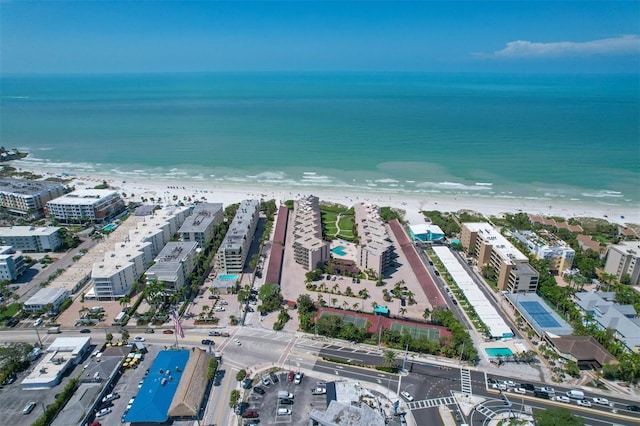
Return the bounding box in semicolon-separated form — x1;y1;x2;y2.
490;35;639;58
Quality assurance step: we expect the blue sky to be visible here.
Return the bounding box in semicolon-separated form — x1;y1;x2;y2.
1;1;638;73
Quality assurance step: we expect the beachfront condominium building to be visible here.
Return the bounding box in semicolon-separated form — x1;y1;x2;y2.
604;241;640;285
0;178;65;218
215;199;260;274
354;203;394;277
0;226;63;253
512;230;575;275
0;245;26;282
91;206;191;300
178;203;223;248
46;189;125;224
145;242;198;291
461;223;539;293
291;195;330;271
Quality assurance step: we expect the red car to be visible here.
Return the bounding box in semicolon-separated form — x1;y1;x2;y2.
287;371;295;382
163;329;174;334
242;410;259;418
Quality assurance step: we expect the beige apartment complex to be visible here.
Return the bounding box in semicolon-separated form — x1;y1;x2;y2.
0;178;65;218
353;203;394;277
46;189;125;224
214;199;260;274
461;223;539;293
291;195;329;270
604;241;640;285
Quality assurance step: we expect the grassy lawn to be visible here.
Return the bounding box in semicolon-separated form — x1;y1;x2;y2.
321;205;357;241
0;303;21;321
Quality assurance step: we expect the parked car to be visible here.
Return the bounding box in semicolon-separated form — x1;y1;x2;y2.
270;372;279;383
521;383;535;391
4;318;19;327
287;371;295;382
534;390;550;399
261;375;271;386
577;400;592;407
279;398;294;405
311;387;327;395
208;331;221;336
163;329;174;334
491;383;507;391
215;306;225;311
133;336;145;342
513;388;526;395
201;339;214;345
626;404;640;412
80;328;91;334
220;300;228;305
277;408;292;415
22;401;36;415
294;371;303;384
242;410;259;418
540;387;555;395
400;391;414;402
96;407;112;417
554;396;571;403
502;380;516;387
235;338;241;346
253;386;265;395
102;393;120;403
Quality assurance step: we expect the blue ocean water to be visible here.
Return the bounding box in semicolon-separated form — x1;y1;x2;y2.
1;72;638;204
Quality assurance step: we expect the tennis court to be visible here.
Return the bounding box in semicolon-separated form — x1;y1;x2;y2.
391;322;441;341
520;301;561;328
318;311;367;328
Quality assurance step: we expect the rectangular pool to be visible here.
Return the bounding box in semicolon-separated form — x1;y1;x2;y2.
485;347;514;357
219;274;239;280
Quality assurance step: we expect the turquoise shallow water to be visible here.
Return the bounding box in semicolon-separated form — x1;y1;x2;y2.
485;348;514;357
1;72;638;204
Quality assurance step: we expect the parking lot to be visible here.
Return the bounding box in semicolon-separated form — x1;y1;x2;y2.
240;369;328;425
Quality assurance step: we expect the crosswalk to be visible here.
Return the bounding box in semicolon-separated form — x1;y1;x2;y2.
406;396;457;410
474;404;498;418
460;368;472;395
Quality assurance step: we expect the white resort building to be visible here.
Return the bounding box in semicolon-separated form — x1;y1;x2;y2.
91;206;191;300
291;195;329;271
513;230;575;275
145;242;199;291
178;203;223;248
0;225;63;253
461;223;539;293
215;199;260;274
354;203;394;277
0;178;65;219
46;189;126;224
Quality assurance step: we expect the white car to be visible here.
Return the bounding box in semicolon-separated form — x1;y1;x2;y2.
96;407;112;417
554;395;571;403
502;380;516;387
540;387;555;395
400;391;414;402
235;338;241;346
294;372;303;384
577;399;592;407
513;388;526;395
491;383;507;391
102;393;120;403
593;397;610;406
134;336;145;342
215;306;225;311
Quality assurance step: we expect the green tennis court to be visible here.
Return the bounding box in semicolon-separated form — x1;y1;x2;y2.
391;323;440;341
318;312;367;328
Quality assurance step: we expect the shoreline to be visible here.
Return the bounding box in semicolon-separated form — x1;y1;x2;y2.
37;167;639;227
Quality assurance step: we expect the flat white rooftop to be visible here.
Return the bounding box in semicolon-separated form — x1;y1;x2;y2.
49;189;118;205
465;222;527;263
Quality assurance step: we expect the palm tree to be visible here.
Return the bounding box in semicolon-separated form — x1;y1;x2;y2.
399;307;407;317
382;349;397;369
342;300;349;310
422;308;431;321
119;295;130;310
406;291;415;305
352;302;360;312
331;298;338;308
332;283;340;294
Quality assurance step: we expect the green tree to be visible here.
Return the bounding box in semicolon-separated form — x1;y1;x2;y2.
229;389;240;409
236;369;247;381
533;408;584;426
258;283;284;312
382;349;397;369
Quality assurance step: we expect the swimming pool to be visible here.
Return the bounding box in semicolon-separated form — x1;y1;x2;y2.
102;223;118;232
331;245;347;256
219;274;239;280
485;347;514;357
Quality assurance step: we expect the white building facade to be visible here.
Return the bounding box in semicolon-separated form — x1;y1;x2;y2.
0;226;62;253
604;241;640;285
0;245;26;282
0;178;65;218
46;189;125;224
215;200;260;274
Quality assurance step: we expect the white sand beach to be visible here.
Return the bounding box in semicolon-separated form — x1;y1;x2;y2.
54;170;640;226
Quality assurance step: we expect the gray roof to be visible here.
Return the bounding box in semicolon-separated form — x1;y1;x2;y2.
221;199;259;249
0;178;64;195
178;203;222;233
24;287;69;306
